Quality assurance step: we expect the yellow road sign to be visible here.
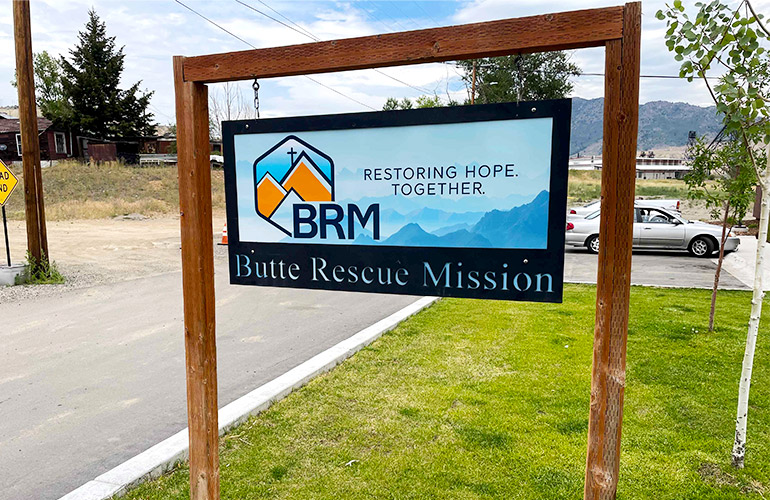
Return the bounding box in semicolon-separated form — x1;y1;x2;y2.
0;160;19;206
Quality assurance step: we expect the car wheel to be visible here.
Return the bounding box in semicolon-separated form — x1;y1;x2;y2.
689;236;714;258
586;235;600;254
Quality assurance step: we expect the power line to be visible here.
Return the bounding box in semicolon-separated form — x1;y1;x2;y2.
174;0;254;48
385;1;423;31
411;0;442;27
351;1;459;96
234;0;319;42
236;0;434;95
253;0;318;40
303;75;374;109
149;104;174;123
579;72;721;80
363;0;412;32
354;0;462;93
355;1;396;33
174;0;375;111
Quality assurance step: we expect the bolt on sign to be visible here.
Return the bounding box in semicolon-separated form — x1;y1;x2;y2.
0;160;19;206
223;100;570;302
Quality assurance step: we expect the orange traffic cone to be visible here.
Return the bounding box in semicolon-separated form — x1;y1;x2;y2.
219;222;228;245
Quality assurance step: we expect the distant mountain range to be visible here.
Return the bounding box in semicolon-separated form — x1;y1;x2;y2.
374;190;550;249
341;192;534;215
570;98;723;155
283;192;547;247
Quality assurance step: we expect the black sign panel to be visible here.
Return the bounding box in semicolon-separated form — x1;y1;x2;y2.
223;100;570;302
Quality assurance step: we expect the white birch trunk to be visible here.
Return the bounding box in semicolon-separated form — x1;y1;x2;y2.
732;143;770;468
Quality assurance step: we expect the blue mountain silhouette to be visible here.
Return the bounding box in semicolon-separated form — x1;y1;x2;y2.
383;223;494;247
378;190;549;249
405;207;447;222
384;223;440;246
436;229;492;247
340;192;535;214
380;208;407;224
432;222;472;236
406;207;484;226
354;233;377;245
471;190;549;248
446;211;485;225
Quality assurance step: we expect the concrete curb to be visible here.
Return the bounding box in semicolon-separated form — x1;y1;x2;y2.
59;296;439;500
565;279;750;291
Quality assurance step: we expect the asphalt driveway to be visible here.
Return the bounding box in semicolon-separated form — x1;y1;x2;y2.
564;247;748;289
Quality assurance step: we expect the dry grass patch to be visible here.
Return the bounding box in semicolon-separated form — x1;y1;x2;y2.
568;170;693;204
3;160;225;220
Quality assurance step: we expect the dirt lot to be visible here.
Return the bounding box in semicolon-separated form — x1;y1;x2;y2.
3;213;229;293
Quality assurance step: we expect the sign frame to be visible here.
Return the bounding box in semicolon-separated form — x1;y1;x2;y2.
173;4;641;500
222;100;571;302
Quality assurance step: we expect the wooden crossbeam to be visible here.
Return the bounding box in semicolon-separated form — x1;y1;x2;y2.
181;6;623;83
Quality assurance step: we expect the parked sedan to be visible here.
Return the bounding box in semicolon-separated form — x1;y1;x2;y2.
568;199;681;220
565;205;740;257
568;200;601;219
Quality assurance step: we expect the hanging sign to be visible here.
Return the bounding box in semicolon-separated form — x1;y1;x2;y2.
223;100;570;302
0;159;19;206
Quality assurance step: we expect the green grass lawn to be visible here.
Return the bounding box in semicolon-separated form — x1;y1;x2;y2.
124;285;768;499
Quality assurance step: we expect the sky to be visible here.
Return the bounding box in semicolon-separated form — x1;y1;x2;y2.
0;0;768;125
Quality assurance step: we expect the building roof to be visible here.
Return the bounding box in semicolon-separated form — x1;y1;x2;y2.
635;164;691;171
0;117;53;134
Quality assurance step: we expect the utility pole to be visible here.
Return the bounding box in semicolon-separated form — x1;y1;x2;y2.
13;0;49;269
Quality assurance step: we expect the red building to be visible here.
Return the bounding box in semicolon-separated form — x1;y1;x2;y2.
0;116;75;165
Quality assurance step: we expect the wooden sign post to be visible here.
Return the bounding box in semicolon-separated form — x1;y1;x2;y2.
173;4;640;499
12;0;49;268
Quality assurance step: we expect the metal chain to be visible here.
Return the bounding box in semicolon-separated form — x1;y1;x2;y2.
252;78;260;119
516;55;523;103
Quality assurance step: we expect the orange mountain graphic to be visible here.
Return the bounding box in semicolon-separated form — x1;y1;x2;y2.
257;151;332;220
256;172;287;218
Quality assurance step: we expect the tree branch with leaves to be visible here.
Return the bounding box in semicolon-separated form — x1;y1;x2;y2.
684;136;758;332
659;0;770;469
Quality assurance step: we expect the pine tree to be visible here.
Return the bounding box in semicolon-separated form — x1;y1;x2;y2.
61;9;155;138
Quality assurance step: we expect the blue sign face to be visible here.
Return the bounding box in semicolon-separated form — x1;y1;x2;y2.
223;101;570;302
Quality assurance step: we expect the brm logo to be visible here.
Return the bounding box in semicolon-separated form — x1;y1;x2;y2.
253;136;379;241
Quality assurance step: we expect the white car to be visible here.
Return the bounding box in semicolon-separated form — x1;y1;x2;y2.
568;200;601;219
565;205;739;257
638;199;681;212
568;199;681;220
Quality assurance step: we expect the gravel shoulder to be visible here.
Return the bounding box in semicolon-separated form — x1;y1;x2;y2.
0;213;228;302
